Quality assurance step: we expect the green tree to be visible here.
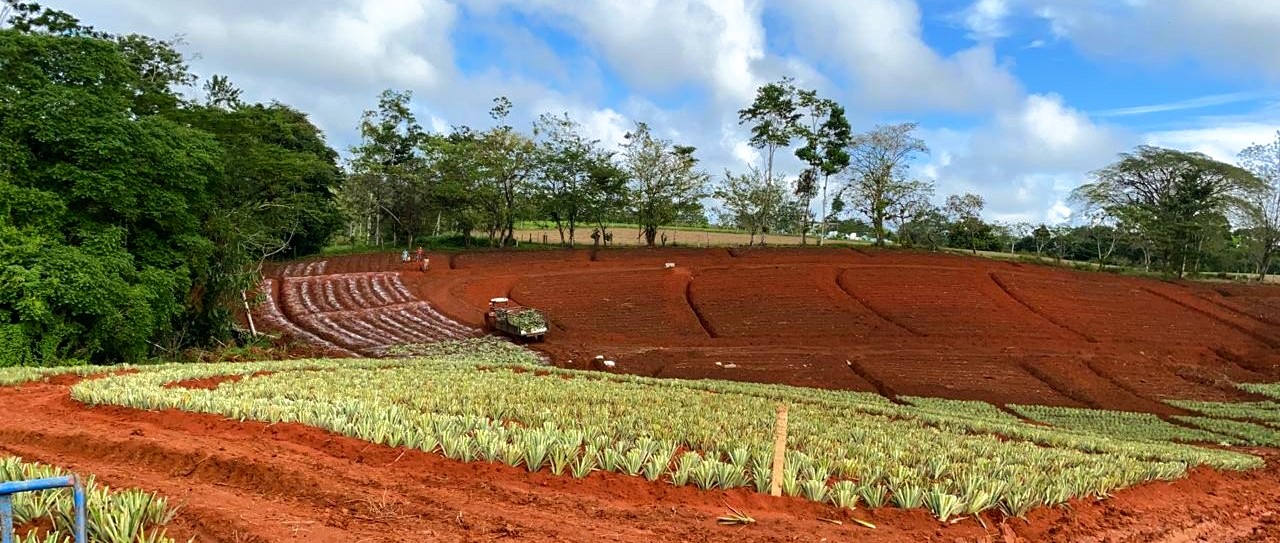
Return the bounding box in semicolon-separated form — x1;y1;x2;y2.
0;25;221;363
739;78;799;245
794;93;853;245
342;89;426;247
1072;146;1262;277
621;122;709;246
531;112;620;247
1237;132;1280;280
715;167;788;245
945;193;987;254
478;97;536;246
846;123;930;246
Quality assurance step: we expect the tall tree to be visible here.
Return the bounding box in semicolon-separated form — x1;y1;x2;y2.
342;89;425;247
794;92;853;245
738;78;799;245
1238;132;1280;280
532;112;613;247
846;123;930;246
202;74;243;110
716;167;787;245
478;97;536;246
945;193;987;254
1072;146;1262;277
621;122;709;246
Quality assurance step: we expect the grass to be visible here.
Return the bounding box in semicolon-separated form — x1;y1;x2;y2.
6;339;1266;522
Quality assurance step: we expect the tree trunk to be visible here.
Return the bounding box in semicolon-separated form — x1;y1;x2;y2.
644;225;657;247
818;174;829;247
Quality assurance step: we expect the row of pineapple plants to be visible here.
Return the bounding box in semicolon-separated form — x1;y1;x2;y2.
0;457;178;543
63;339;1263;521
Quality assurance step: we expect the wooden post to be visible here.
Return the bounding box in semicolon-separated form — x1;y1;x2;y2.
770;403;788;497
241;290;259;337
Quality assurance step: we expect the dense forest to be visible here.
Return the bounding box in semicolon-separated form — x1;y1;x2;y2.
3;2;1278;366
0;3;341;364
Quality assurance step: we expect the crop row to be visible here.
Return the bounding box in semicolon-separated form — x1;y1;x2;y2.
279;260;329;277
67;339;1261;521
280;273;415;315
250;279;356;356
1;457;178;543
1009;405;1239;444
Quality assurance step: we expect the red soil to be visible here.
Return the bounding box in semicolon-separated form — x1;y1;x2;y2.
254;247;1280;412
2;378;1278;542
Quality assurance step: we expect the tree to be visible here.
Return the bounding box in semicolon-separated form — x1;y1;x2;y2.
1238;131;1280;280
532;112;614;247
1031;224;1052;257
794;93;853;245
945;193;986;254
621;122;709;247
203;74;242;110
342;89;426;247
716;167;787;245
846;123;930;246
1072;146;1263;277
738;78;799;245
478;97;536;246
898;206;948;250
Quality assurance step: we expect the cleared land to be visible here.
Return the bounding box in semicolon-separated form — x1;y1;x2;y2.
261;246;1280;413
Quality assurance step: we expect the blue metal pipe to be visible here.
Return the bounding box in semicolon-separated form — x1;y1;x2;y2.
1;495;12;543
0;475;87;543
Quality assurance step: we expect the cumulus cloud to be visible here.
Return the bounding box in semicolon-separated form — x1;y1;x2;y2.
924;94;1130;223
780;0;1022;113
962;0;1011;40
481;0;767;105
1030;0;1280;78
1144;124;1280;163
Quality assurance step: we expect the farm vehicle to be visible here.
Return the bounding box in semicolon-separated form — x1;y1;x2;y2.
485;297;548;341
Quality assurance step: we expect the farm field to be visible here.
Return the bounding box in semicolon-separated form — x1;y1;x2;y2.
260;246;1280;412
5;246;1280;543
2;343;1279;542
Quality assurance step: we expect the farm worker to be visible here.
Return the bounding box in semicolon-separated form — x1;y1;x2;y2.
401;249;409;262
421;257;430;272
415;247;425;262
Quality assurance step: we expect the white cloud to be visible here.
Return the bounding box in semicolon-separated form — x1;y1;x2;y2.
1093;92;1268;117
962;0;1011;40
924;94;1129;222
781;0;1022;113
1144;123;1280;163
1031;0;1280;78
488;0;766;104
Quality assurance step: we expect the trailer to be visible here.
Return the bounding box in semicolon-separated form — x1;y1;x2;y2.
485;297;548;341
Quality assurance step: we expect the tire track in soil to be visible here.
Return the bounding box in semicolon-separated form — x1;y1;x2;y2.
1198;291;1280;327
683;277;716;338
843;358;900;401
1082;358;1192;412
988;272;1099;343
1139;286;1279;348
834;269;925;337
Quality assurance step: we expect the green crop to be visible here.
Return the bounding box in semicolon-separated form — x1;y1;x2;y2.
0;457;178;543
3;338;1266;521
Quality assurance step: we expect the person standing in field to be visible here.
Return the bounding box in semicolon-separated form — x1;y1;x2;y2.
401;249;409;263
415;247;424;263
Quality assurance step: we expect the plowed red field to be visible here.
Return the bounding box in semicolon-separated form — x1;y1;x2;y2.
261;247;1280;412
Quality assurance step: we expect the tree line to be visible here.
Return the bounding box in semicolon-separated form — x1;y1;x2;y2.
1;2;342;364
5;0;1279;366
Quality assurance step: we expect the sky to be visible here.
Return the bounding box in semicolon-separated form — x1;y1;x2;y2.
43;0;1280;224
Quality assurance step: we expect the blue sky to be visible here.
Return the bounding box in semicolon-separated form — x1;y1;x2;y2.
45;0;1280;223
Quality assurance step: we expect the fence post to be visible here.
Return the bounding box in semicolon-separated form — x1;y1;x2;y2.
770;403;788;497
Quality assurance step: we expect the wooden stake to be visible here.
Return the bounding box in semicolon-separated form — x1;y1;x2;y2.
770;403;788;497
